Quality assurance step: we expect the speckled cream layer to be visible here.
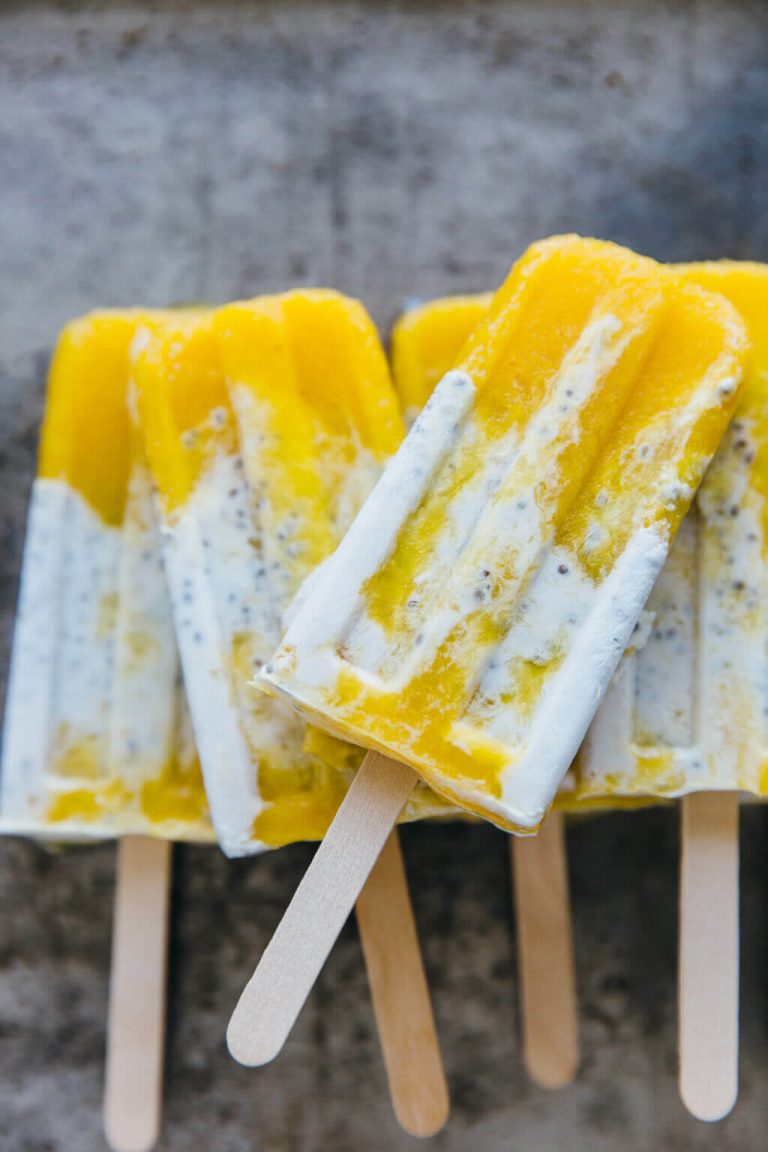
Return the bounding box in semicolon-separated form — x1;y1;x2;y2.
1;475;212;841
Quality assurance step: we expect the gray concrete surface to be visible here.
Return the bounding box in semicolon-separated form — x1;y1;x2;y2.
1;1;767;1148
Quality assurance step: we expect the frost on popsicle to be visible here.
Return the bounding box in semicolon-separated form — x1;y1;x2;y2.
260;237;749;833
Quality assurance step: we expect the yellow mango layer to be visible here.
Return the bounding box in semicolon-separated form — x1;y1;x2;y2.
39;311;142;526
132;309;225;513
46;748;210;835
262;236;749;831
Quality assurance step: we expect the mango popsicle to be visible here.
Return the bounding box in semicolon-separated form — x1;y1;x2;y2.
259;236;748;832
572;263;768;1122
578;262;768;802
133;297;449;1134
391;273;767;1111
393;290;580;1089
0;311;213;1152
132;295;408;855
1;311;212;843
216;293;451;823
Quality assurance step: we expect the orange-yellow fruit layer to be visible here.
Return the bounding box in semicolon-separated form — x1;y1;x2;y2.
132;309;226;514
39;311;145;526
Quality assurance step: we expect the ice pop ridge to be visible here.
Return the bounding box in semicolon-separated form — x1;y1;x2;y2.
133;292;429;855
1;312;212;842
578;262;768;800
259;237;748;831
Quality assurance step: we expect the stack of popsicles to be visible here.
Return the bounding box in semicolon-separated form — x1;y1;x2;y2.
391;259;768;1115
4;234;764;1147
390;258;768;1119
1;298;450;1149
233;236;748;1099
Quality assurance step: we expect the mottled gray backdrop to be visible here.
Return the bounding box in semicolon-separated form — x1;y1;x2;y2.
1;2;767;1149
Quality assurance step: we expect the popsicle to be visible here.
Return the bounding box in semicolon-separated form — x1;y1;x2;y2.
1;311;212;1152
229;235;748;1063
132;297;448;1135
575;261;768;1120
578;261;768;802
392;291;579;1089
1;312;211;843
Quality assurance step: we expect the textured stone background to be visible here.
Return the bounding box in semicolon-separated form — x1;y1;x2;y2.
1;2;767;1149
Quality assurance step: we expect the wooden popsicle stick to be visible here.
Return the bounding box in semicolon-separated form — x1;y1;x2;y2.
227;751;418;1068
679;792;740;1122
355;829;450;1137
511;812;579;1089
104;836;172;1152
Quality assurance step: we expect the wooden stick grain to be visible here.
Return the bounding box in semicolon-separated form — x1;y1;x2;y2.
227;751;418;1068
356;830;449;1137
679;792;740;1122
104;836;172;1152
511;813;579;1089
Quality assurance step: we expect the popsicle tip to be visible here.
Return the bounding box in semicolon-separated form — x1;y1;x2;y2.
524;1048;579;1091
679;1075;738;1123
226;1004;285;1068
394;1085;451;1139
103;1108;160;1152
